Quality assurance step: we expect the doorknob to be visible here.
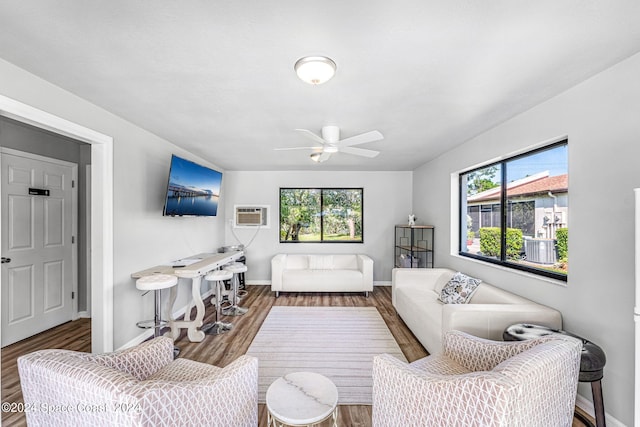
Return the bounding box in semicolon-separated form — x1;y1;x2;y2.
1;257;11;264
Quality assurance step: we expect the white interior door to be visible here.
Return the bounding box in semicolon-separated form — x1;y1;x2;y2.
1;149;77;347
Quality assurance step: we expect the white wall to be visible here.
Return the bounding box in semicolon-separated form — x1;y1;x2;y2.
413;52;640;426
223;171;413;283
0;58;227;349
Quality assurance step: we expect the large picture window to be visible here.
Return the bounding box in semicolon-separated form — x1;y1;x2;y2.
459;141;568;280
280;188;363;243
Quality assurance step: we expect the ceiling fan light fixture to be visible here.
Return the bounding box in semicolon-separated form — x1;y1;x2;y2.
295;56;336;85
310;152;325;162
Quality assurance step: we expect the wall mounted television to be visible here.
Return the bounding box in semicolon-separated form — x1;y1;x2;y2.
162;154;223;217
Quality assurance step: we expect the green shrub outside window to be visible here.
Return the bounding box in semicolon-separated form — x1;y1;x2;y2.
459;141;568;281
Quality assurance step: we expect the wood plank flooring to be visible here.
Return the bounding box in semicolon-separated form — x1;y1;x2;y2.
2;285;595;427
1;317;91;426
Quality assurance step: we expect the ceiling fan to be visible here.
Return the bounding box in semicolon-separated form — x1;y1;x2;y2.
275;125;383;162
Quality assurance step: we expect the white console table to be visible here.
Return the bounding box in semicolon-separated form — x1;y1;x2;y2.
131;251;243;342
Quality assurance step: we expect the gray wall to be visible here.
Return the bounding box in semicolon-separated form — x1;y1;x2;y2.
0;116;91;312
223;170;413;283
412;51;640;426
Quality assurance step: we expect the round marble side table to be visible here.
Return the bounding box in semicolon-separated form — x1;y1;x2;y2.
266;372;338;427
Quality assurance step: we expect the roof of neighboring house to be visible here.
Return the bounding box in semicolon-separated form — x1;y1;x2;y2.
468;172;568;203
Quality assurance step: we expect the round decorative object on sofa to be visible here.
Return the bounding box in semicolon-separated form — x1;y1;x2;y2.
504;323;606;427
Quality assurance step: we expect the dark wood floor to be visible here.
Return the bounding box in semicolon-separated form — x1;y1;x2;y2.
1;317;92;427
2;285;594;426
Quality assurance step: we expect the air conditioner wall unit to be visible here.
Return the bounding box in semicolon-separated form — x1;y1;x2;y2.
234;205;269;228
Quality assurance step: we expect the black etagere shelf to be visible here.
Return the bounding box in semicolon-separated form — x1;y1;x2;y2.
394;225;434;268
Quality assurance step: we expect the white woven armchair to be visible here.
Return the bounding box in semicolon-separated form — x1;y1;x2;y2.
18;337;258;427
372;330;582;427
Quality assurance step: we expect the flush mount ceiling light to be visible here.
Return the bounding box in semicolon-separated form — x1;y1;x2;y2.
294;56;337;85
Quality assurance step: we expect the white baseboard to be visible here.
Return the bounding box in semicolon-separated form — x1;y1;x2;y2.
117;329;155;351
77;311;91;318
374;281;391;286
575;392;625;427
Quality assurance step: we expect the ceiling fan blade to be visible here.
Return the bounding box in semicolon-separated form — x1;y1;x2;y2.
295;129;328;145
274;146;320;151
318;152;332;161
339;130;384;147
339;146;380;158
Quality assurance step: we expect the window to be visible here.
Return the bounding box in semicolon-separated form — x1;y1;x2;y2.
459;141;568;280
280;188;363;243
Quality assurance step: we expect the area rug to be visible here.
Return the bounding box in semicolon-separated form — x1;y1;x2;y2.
246;306;407;405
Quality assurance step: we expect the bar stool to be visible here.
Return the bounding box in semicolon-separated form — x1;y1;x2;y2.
135;276;177;357
226;261;248;298
201;270;234;335
136;274;180;357
222;263;248;316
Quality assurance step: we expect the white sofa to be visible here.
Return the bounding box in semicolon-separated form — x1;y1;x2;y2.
392;268;562;354
271;254;374;297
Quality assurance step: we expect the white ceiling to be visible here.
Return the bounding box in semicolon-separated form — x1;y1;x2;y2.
1;1;640;171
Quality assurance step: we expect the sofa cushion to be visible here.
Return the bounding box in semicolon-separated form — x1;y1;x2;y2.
433;270;456;295
283;269;364;290
285;255;309;270
438;272;482;304
394;283;443;352
468;283;533;304
410;353;470;376
309;255;334;270
332;254;358;270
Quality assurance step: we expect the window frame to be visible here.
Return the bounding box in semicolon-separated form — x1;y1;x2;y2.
279;187;364;243
458;141;568;281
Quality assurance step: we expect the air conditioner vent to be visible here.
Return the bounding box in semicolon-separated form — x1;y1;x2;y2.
234;205;269;227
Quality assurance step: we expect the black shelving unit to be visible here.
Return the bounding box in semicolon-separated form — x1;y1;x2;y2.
394;225;434;268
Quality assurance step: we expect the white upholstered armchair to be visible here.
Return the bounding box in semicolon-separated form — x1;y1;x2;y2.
18;337;258;427
372;330;582;427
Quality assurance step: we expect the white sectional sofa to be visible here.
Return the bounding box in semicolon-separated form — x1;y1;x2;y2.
271;254;374;297
392;267;562;354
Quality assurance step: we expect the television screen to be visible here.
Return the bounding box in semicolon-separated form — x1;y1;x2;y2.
162;155;223;217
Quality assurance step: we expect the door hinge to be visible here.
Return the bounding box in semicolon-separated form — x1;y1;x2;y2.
72;180;75;188
72;292;75;299
72;236;75;244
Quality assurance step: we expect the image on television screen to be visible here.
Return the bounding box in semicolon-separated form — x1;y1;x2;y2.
163;155;222;216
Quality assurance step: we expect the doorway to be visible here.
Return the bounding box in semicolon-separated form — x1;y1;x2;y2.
0;94;113;353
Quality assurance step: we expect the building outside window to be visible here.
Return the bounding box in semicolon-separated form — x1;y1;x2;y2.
459;141;568;280
280;188;363;243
